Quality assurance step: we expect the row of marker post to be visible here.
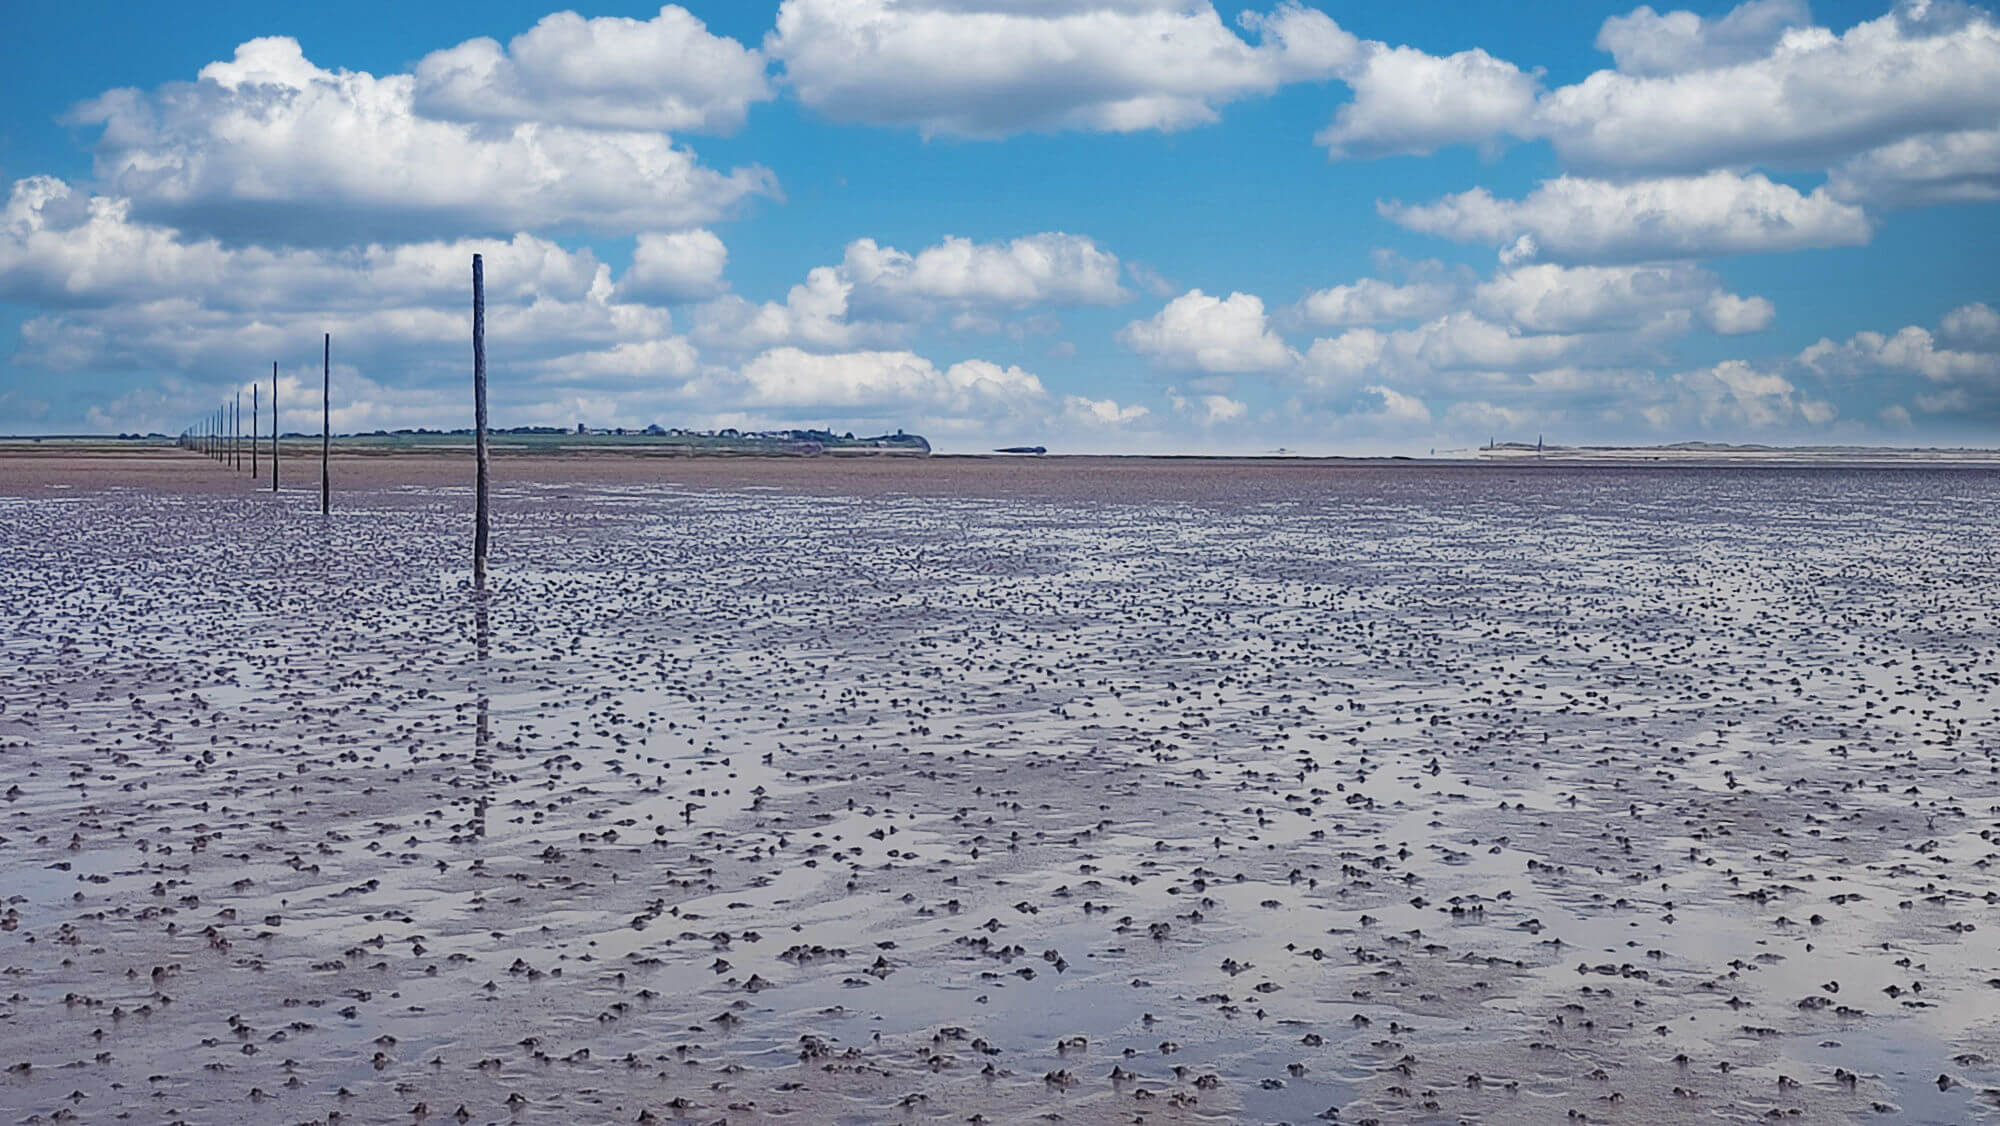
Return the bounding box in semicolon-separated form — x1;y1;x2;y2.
174;256;489;586
180;337;328;513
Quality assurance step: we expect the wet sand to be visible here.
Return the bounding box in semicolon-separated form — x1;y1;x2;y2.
3;450;1998;1124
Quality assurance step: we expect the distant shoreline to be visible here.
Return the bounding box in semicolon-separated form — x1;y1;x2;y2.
4;434;2000;469
11;434;2000;464
4;440;2000;505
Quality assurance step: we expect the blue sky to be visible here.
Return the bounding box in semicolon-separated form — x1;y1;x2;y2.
2;0;1996;453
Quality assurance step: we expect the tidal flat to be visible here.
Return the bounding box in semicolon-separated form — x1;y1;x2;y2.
2;455;1998;1125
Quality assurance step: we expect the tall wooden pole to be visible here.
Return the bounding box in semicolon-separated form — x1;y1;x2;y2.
233;392;241;471
272;362;279;492
472;254;490;591
252;384;259;478
320;333;330;515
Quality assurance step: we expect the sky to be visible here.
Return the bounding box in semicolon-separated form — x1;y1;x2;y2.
1;0;1996;454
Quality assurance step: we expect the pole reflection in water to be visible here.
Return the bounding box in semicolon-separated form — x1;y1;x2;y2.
472;591;490;838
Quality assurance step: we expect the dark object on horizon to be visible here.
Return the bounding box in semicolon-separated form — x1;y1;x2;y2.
996;446;1047;455
472;254;490;592
320;333;330;515
252;383;258;479
272;362;279;492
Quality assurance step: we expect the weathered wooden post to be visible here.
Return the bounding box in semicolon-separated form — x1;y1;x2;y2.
252;384;259;478
320;334;330;515
272;362;279;492
472;254;490;591
233;392;242;471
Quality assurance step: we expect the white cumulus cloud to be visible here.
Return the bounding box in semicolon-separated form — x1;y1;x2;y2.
619;230;729;304
1702;291;1777;335
1063;395;1151;426
1;176;610;312
1381;172;1872;262
1594;0;1811;76
1312;0;2000;212
1293;277;1461;327
413;6;772;133
1666;360;1836;429
692;231;1127;356
730;347;1047;417
1120;289;1294;372
1540;0;2000;174
1800;323;2000;385
1316;44;1541;159
1473;262;1750;333
1829;127;2000;206
766;0;1359;137
1940;302;2000;350
1166;386;1249;425
70;36;775;245
842;233;1129;316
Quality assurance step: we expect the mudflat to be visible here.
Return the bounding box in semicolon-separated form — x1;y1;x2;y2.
3;449;1998;1124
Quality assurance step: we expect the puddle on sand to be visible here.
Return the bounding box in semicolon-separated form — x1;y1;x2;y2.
2;465;1999;1124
